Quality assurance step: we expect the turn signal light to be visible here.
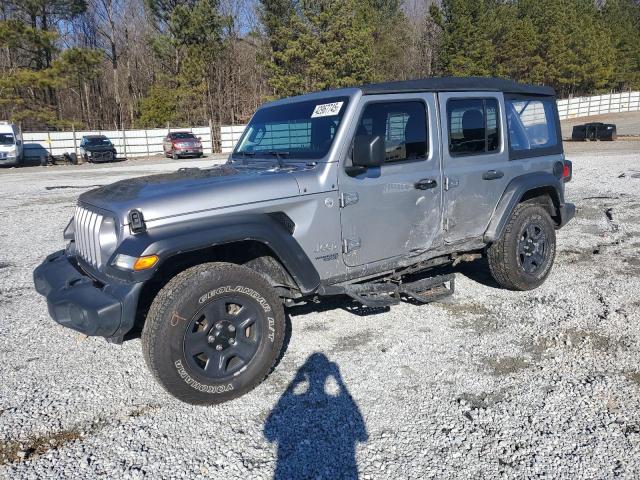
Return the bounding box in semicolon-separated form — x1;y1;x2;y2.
133;255;159;271
113;254;159;271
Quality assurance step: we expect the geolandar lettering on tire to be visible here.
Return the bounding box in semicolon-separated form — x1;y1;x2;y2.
174;359;234;394
198;285;272;313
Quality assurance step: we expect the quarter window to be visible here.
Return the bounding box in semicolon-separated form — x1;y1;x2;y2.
355;101;428;163
448;98;500;155
506;98;558;151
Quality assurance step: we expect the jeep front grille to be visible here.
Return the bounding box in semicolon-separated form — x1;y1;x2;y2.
74;205;104;268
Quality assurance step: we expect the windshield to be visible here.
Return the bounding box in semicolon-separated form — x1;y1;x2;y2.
85;137;111;146
172;133;196;139
0;133;15;146
234;96;349;160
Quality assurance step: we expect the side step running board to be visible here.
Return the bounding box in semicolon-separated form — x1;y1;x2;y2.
318;273;455;308
402;273;455;304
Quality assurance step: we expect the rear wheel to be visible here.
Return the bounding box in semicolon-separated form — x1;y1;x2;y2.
142;262;285;405
487;203;556;291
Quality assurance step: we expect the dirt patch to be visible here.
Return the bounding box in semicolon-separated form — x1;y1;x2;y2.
626;372;640;386
45;184;104;190
436;301;492;317
0;404;159;465
456;390;505;410
302;322;330;333
0;429;83;465
332;330;374;352
454;315;502;334
482;355;532;376
525;328;629;357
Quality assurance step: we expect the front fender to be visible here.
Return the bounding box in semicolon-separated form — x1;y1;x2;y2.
115;213;320;294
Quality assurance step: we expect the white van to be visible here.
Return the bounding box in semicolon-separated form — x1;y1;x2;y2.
0;122;23;166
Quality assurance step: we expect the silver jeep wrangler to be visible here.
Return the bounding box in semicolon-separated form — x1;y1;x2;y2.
34;77;575;405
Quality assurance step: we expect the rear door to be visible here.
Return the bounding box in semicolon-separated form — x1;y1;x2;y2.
339;93;443;267
438;92;516;244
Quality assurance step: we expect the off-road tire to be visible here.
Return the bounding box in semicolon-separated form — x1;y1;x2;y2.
141;262;285;405
487;203;556;291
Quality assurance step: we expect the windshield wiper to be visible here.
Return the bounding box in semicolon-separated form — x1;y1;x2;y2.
266;151;289;168
234;151;255;165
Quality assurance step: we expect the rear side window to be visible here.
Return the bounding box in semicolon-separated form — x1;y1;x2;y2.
356;101;428;163
506;98;558;152
448;98;500;156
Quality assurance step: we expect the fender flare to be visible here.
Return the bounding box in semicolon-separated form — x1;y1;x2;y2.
114;213;321;295
483;172;566;243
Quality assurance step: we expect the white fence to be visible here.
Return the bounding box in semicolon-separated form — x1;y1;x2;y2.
557;91;640;119
23;126;213;160
21;91;640;159
220;125;246;154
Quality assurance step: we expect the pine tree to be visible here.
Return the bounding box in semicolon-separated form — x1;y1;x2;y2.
430;0;498;77
601;0;640;90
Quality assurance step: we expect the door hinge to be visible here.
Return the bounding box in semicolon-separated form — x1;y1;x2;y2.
339;192;359;208
444;177;459;191
342;238;362;254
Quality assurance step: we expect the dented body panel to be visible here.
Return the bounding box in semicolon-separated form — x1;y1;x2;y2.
34;77;575;341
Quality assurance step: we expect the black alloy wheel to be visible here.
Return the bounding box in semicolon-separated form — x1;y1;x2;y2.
183;295;263;380
517;221;549;274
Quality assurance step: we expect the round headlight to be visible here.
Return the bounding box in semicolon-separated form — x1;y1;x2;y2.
99;217;118;259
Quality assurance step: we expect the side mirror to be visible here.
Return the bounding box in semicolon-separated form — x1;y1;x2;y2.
347;135;385;175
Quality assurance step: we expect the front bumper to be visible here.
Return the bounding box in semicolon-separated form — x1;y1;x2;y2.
558;202;576;228
0;155;18;166
33;250;142;342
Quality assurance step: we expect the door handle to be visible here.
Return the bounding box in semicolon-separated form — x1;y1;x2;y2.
415;178;438;190
482;170;504;180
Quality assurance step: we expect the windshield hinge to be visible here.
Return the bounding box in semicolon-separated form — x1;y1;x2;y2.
339;192;359;208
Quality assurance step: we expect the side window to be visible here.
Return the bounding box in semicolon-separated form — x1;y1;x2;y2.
355;101;428;163
448;98;500;156
506;98;558;151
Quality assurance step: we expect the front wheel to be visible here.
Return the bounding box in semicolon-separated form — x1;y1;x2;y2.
487;203;556;291
142;262;285;405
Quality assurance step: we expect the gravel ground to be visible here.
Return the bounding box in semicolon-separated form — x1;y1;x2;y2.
1;143;640;479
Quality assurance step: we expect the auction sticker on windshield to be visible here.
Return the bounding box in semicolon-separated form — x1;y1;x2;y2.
311;101;344;118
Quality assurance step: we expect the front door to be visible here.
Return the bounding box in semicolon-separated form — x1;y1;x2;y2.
339;94;443;267
438;92;516;244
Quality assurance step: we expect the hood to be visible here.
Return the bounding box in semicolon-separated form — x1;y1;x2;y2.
79;161;306;224
84;144;115;152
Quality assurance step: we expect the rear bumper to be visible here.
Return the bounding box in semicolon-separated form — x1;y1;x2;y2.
558;202;576;228
33;250;142;342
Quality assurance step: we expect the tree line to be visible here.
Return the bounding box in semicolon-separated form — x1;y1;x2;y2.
0;0;638;136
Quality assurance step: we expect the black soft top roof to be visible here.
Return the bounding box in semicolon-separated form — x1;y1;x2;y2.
359;77;555;96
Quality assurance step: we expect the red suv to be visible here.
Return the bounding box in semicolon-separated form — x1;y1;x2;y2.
162;132;204;159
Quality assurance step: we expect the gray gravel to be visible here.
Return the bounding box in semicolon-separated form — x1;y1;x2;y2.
1;145;640;479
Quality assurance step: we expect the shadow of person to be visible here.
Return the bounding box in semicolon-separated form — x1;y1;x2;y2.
264;353;368;479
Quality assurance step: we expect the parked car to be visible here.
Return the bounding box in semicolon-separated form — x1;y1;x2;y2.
80;135;118;162
571;122;617;141
163;131;203;159
0;121;24;167
34;77;575;405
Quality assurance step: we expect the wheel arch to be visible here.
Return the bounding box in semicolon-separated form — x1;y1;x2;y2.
484;172;565;243
117;213;320;336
